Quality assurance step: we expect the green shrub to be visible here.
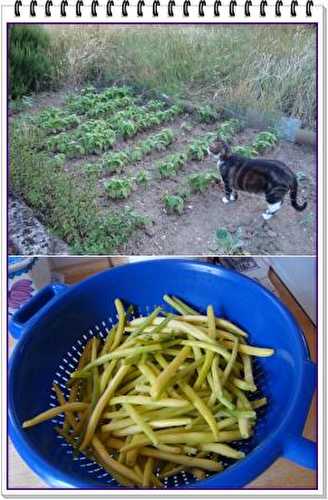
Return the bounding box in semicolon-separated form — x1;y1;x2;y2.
10;121;145;254
9;26;54;99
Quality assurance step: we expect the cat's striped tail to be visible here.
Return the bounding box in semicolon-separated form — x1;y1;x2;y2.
290;177;307;211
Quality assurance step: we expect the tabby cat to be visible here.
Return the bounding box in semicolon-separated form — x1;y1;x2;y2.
208;139;307;220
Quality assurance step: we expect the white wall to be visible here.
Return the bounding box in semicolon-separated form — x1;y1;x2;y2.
266;257;316;324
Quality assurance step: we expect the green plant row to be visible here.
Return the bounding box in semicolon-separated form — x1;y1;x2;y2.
46;103;183;158
156;130;218;178
161;129;279;215
231;130;278;157
104;132;218;201
36;107;81;134
102;127;278;203
36;94;137;134
47;119;117;156
106;103;183;139
66;85;134;114
156;134;214;179
66;86;167;119
101;128;175;173
104;169;151;199
163;170;219;214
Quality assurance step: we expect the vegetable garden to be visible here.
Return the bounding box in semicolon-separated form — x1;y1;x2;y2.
10;85;315;255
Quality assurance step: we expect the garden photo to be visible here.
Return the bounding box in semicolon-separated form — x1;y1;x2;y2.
8;24;316;255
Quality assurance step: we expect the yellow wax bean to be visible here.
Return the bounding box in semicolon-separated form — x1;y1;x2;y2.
80;365;130;450
22;403;88;428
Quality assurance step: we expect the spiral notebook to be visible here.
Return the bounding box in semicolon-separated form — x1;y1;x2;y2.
2;0;324;20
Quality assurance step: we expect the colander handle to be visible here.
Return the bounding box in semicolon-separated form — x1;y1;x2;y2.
282;360;317;470
282;436;317;470
9;283;68;340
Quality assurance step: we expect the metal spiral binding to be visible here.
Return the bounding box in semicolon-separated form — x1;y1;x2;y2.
122;0;129;15
213;0;221;16
183;0;190;16
137;0;144;15
168;0;175;15
107;0;114;16
275;0;283;16
19;0;314;18
291;0;298;15
306;0;313;16
229;0;237;16
60;0;68;16
260;0;267;16
198;0;206;16
76;0;83;15
30;0;37;16
153;0;160;15
244;0;251;16
91;0;99;15
14;0;22;16
45;0;53;15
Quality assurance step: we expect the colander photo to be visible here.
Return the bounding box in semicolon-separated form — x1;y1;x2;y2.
8;259;317;489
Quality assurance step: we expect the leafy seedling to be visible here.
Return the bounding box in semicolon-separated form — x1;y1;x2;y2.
102;151;129;172
163;194;185;215
130;147;144;162
217;119;241;142
188;171;218;193
187;135;214;161
157;153;187;178
214;227;244;255
197;105;217;124
232;145;258;158
252;131;278;153
135;170;151;186
104;177;134;199
83;162;103;178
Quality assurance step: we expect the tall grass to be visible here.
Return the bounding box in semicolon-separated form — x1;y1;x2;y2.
10;24;316;127
46;25;316;128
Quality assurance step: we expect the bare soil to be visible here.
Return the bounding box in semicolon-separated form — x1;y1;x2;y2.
9;89;316;256
117;133;315;256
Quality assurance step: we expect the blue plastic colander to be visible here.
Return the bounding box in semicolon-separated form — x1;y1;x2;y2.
8;259;317;489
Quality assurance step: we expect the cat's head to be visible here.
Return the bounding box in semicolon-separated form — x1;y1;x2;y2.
208;138;231;160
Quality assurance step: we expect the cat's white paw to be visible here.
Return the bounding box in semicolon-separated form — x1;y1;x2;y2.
222;194;236;204
262;212;273;220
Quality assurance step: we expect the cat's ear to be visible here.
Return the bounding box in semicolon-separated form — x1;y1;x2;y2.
223;142;231;155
